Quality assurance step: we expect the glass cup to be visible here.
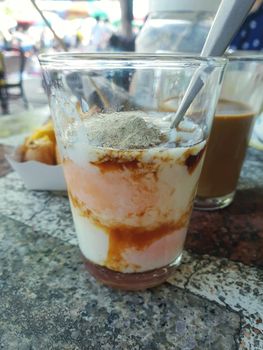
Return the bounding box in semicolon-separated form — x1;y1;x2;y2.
39;53;226;290
195;53;263;210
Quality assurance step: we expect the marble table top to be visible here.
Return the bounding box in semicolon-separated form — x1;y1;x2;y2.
0;145;262;349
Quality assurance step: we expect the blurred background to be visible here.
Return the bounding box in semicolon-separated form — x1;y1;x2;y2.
0;0;148;54
0;0;148;137
0;0;262;148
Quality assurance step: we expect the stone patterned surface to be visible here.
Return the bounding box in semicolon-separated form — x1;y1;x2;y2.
0;215;241;350
186;147;263;266
0;145;262;348
0;145;12;177
168;254;263;349
0;172;76;245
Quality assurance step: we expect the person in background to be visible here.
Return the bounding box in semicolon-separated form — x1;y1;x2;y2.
231;0;263;51
231;0;263;149
109;33;135;52
90;16;105;51
100;19;114;50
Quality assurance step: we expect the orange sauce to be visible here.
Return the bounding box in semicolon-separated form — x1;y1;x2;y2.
65;146;203;272
184;146;206;174
91;159;140;173
69;191;190;272
91;158;159;182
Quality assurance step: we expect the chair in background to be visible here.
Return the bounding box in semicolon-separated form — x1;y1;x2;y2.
0;47;28;114
0;51;8;114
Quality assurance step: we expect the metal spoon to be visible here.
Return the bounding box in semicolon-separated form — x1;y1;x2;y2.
170;0;256;129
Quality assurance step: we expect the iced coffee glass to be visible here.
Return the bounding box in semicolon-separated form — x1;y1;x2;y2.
39;53;225;290
196;53;263;210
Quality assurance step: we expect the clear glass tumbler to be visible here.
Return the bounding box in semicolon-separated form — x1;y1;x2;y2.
39;53;226;290
196;53;263;210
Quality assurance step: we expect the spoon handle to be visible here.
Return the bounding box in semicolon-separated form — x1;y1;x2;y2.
202;0;256;56
170;68;208;129
170;0;256;129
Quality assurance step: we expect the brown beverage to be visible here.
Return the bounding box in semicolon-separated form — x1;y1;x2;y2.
197;100;255;198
